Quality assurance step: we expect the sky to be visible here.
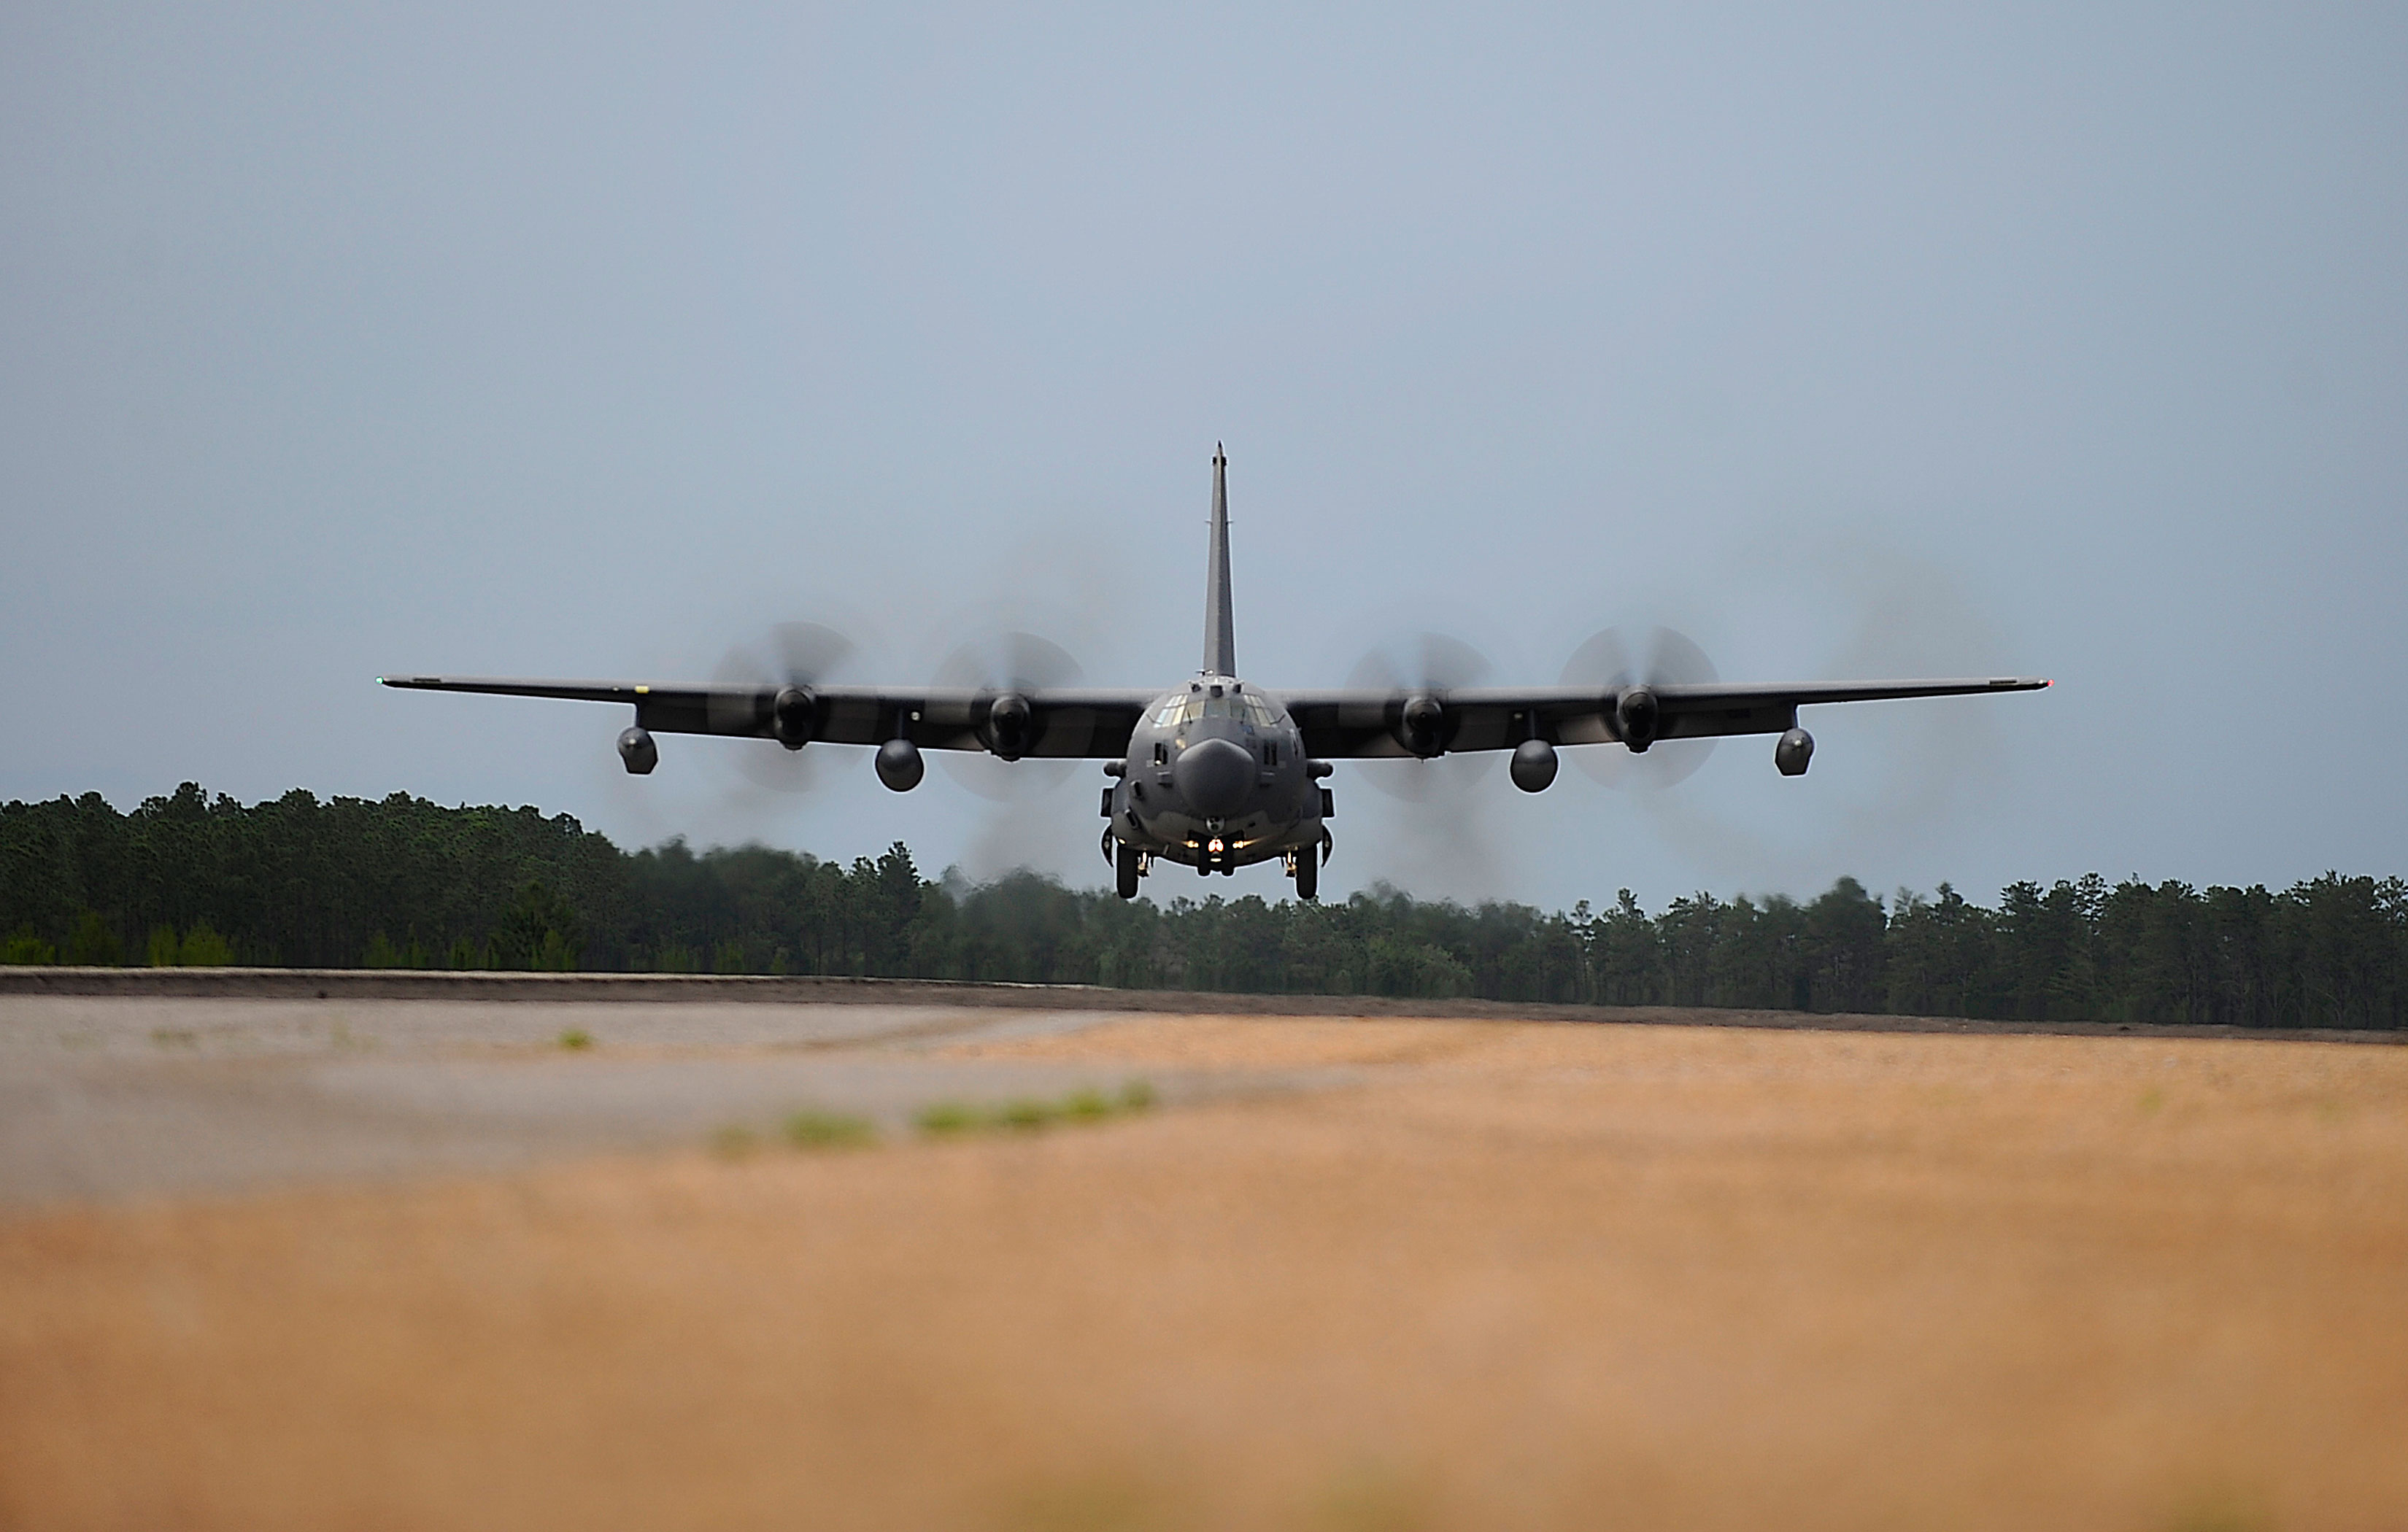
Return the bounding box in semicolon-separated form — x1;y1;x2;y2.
3;4;2403;913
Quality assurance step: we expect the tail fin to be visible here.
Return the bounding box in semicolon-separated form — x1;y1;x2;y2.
1203;444;1236;676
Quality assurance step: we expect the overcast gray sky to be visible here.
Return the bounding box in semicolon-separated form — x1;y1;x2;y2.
4;4;2402;912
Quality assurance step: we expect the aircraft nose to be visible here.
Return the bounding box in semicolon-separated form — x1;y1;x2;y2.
1172;736;1254;819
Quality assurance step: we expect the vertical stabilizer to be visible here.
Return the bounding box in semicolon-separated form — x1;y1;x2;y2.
1203;445;1236;676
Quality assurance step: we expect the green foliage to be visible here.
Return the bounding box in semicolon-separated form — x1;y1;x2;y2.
488;881;579;971
557;1028;594;1051
782;1110;876;1148
363;931;431;968
535;929;576;971
66;910;123;966
3;784;2404;1029
914;1082;1157;1137
1062;1088;1115;1121
150;920;237;967
1;927;57;964
997;1098;1059;1131
914;1101;982;1136
645;940;698;972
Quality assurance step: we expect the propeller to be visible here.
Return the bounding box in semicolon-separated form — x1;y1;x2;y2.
709;620;859;794
1343;631;1497;801
933;631;1084;801
1561;625;1719;790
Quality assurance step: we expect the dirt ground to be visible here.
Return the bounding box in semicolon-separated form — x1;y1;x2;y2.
3;1013;2404;1531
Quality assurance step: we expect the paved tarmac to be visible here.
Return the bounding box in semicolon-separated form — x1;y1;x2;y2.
0;996;1338;1204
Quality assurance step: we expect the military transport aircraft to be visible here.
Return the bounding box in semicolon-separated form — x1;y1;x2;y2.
382;450;2048;900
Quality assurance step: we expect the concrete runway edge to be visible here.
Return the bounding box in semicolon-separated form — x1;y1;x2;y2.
1;964;2399;1042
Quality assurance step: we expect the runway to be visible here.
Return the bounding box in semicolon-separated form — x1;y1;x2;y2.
3;987;2404;1529
0;994;1327;1204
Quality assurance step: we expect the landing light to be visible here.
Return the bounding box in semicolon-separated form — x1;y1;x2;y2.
1208;837;1225;856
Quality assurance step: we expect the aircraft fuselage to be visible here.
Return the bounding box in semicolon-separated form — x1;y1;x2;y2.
1108;673;1324;876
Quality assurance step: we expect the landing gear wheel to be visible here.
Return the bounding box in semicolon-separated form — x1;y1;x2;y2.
1115;840;1142;900
1293;843;1319;902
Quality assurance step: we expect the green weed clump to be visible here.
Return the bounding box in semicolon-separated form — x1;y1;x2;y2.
707;1111;877;1158
783;1110;876;1150
916;1101;983;1136
557;1028;595;1051
916;1080;1158;1140
997;1098;1060;1131
1063;1088;1115;1121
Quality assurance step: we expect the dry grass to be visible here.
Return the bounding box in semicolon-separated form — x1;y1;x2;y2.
2;1019;2404;1531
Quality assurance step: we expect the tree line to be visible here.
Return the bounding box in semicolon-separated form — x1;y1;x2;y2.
3;784;2402;1029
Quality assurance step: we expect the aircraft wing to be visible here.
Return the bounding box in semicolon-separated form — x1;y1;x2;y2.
377;676;1157;758
1276;676;2051;758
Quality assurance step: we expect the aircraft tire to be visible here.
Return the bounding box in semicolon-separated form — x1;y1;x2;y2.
1115;840;1141;900
1294;844;1318;902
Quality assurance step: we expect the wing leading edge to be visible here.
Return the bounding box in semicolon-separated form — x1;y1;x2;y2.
381;673;2048;763
1278;676;2051;758
377;676;1157;759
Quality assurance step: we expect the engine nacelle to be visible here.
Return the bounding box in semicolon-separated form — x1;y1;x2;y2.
987;692;1034;760
617;726;658;775
1510;738;1558;792
875;737;925;792
772;686;814;748
1775;727;1814;777
1615;686;1659;752
1399;694;1445;757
